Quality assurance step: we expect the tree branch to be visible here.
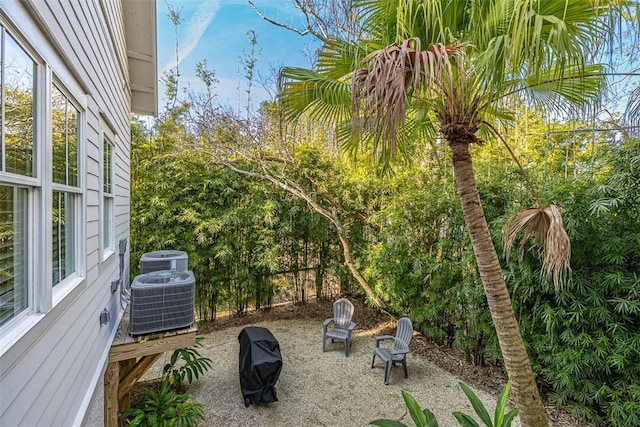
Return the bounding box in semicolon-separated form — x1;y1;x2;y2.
220;159;385;308
248;0;329;43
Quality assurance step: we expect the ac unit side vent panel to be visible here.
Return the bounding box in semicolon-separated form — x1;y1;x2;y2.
129;270;195;335
140;250;188;274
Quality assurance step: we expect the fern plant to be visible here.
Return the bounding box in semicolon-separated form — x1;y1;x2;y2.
163;336;213;385
370;381;518;427
120;381;203;427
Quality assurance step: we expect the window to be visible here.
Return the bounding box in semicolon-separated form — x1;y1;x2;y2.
0;20;85;331
51;84;80;287
0;28;36;326
102;134;114;255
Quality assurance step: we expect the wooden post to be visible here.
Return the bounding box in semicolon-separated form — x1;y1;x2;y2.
104;361;119;427
104;312;197;427
118;359;136;411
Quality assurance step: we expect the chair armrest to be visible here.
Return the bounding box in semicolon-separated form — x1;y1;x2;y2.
374;335;394;347
323;318;334;331
347;321;356;331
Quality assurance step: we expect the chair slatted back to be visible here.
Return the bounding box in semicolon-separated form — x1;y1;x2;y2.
394;317;413;352
333;298;354;329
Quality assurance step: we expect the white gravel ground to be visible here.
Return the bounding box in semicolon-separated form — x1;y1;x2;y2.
85;318;520;427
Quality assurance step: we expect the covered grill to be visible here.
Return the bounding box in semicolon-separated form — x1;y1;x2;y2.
238;326;283;407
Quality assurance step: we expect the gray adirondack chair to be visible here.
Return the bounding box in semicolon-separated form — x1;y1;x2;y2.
322;298;356;357
371;317;413;384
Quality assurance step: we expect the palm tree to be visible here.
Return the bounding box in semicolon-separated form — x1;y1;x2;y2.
278;1;628;425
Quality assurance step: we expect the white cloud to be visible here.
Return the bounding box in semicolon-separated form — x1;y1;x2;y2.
161;1;220;74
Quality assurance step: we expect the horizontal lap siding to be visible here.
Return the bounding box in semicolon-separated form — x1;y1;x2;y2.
0;0;132;425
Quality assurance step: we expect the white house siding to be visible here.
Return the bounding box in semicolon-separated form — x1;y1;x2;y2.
0;0;134;426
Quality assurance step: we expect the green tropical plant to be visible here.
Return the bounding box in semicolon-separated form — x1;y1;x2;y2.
371;381;518;427
507;138;640;426
120;381;203;427
454;381;519;427
371;389;439;427
163;337;213;385
278;1;633;424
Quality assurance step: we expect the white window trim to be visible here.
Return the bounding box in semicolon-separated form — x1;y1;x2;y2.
48;77;86;301
0;8;87;342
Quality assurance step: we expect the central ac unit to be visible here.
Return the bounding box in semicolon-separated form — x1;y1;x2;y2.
140;250;188;274
129;270;195;335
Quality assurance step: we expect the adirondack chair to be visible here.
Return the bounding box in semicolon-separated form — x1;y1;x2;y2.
371;317;413;384
322;298;356;357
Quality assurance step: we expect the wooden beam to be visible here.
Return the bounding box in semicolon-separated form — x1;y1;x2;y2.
118;359;137;411
118;354;162;401
109;330;196;362
104;361;120;427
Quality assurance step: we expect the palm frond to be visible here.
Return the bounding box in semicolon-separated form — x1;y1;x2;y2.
352;38;462;157
498;63;605;113
503;205;571;290
508;0;610;73
623;85;640;137
526;63;605;107
355;0;401;44
316;39;371;79
278;67;351;124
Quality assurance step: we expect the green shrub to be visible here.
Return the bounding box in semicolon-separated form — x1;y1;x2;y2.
370;381;518;427
121;381;203;427
163;337;213;385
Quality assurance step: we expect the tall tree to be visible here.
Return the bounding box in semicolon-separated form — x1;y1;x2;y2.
277;1;635;425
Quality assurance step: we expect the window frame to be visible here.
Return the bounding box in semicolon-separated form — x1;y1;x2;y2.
0;17;87;340
0;22;41;327
48;78;85;304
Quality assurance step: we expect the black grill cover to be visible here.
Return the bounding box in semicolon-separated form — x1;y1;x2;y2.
238;326;282;407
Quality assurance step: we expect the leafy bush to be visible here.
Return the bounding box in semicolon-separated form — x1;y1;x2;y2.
121;381;203;427
370;381;518;427
508;139;640;425
122;338;212;426
163;337;213;385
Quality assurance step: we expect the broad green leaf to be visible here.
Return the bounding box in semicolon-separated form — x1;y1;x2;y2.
502;408;520;427
494;380;512;426
402;390;428;426
458;382;492;426
423;407;440;427
370;420;408;427
453;412;481;427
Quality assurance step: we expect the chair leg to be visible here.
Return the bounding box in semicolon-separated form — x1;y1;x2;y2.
345;338;350;357
402;358;408;378
371;353;376;368
322;335;326;352
384;360;392;385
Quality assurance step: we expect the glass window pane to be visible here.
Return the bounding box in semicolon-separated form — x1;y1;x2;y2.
52;191;75;286
103;197;112;250
103;140;112;193
3;33;35;177
67;105;78;187
51;87;67;185
51;85;79;187
0;185;28;326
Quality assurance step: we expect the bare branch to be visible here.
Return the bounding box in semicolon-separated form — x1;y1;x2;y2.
220;159;385;308
248;0;329;42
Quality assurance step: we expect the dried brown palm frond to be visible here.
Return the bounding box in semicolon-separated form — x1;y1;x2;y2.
502;204;571;291
351;38;465;154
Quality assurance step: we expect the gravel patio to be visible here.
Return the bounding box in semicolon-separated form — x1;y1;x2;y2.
84;302;521;427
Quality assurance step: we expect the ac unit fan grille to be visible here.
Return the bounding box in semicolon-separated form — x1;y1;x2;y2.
129;270;195;335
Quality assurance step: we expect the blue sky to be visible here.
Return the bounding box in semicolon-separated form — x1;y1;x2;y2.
156;0;319;111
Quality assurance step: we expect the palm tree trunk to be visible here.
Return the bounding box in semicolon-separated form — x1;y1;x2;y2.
449;140;548;427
